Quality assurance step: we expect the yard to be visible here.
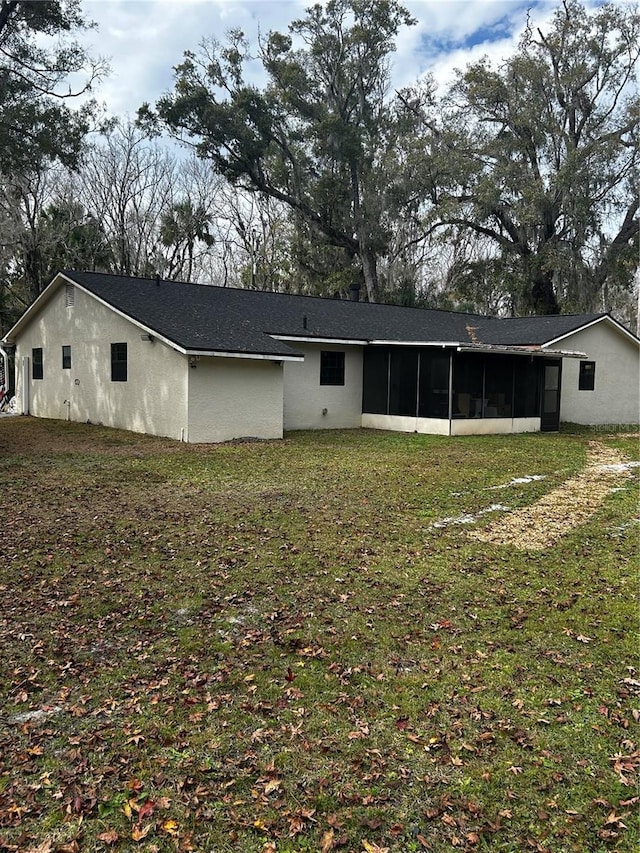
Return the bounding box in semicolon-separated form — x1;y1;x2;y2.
0;418;638;853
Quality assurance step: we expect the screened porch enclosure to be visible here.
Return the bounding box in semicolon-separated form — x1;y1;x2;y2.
362;346;546;423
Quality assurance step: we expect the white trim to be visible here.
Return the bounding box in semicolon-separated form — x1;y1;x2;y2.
542;315;640;349
185;349;302;362
2;273;302;363
68;278;186;353
271;335;366;346
370;340;459;347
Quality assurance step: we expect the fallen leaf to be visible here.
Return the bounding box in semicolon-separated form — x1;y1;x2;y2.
131;823;152;842
362;842;390;853
137;799;154;821
264;778;281;795
321;828;335;852
161;818;179;836
25;842;53;853
97;830;119;845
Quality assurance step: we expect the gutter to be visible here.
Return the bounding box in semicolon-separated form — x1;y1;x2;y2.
185;349;303;362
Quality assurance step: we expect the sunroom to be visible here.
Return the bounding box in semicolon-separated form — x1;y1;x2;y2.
360;345;568;435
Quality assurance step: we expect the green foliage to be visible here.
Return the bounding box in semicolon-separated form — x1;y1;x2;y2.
0;0;107;173
159;200;214;282
418;0;639;315
145;0;417;301
40;199;113;281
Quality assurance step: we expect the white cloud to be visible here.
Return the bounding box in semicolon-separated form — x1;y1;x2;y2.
77;0;605;117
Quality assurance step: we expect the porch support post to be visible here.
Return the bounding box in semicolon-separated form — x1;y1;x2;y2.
447;351;453;436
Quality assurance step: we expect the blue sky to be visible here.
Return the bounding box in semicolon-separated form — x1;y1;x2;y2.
78;0;578;119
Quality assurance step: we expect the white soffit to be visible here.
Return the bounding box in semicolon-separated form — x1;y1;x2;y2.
271;335;366;346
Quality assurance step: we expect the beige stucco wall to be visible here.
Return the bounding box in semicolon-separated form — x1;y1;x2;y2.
548;322;639;425
187;356;284;443
283;343;363;430
14;283;188;439
451;417;540;435
361;413;450;435
362;413;540;436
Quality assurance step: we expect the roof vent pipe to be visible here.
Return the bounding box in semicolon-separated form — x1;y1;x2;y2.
155;272;160;286
349;283;360;302
303;316;308;330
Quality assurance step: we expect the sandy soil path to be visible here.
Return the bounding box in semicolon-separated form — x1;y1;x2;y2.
469;441;637;550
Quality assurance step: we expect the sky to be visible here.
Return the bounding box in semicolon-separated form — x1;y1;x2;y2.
76;0;580;120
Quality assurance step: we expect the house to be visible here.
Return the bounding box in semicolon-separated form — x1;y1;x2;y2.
1;270;638;443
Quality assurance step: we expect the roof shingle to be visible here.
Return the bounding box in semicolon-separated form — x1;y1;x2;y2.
62;271;613;355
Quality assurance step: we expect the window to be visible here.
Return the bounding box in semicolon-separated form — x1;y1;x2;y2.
389;348;418;416
579;360;595;391
62;345;71;370
513;358;540;418
418;353;450;419
484;355;513;417
320;350;345;385
362;347;389;414
452;354;483;418
111;343;127;382
32;348;43;380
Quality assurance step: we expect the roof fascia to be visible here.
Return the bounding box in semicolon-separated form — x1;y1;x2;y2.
542;315;639;348
271;335;366;346
67;278;186;353
67;285;303;359
370;340;459;347
0;272;186;355
185;349;303;362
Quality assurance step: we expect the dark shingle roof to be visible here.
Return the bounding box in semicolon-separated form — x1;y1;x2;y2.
63;271;613;355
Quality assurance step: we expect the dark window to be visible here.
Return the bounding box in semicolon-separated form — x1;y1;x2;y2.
418;352;450;418
452;354;484;418
513;358;540;418
578;360;595;391
320;350;345;385
111;343;127;382
62;345;71;370
362;347;389;414
389;348;418;416
484;355;513;417
32;347;43;380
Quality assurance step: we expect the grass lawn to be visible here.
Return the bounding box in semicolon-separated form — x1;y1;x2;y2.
0;418;638;853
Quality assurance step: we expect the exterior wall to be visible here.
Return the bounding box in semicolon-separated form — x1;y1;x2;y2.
361;413;451;435
14;283;188;439
187;356;284;443
283;343;363;430
451;417;540;436
362;413;540;436
548;323;639;425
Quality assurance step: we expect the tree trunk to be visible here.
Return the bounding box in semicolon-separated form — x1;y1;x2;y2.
359;241;379;303
530;267;559;315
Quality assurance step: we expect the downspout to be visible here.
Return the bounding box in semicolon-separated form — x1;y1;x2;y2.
447;350;454;437
21;355;29;414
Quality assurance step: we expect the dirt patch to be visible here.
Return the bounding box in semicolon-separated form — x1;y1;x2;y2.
469;441;637;550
